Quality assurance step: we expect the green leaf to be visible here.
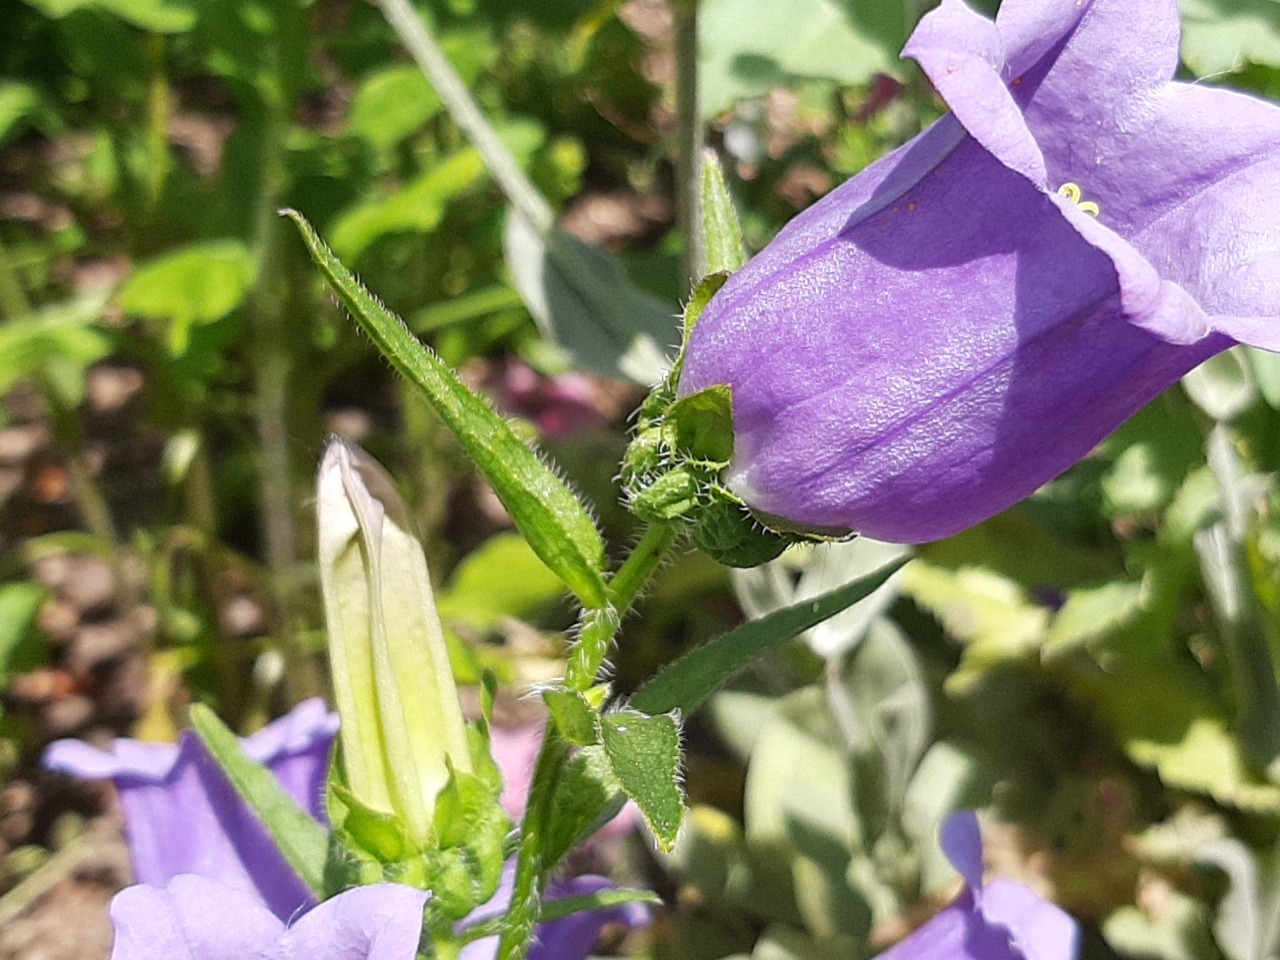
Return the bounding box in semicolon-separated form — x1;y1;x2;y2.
699;152;746;275
698;0;917;118
0;583;49;686
0;292;114;407
664;385;734;465
600;709;684;851
349;64;443;151
632;558;908;715
0;82;42;146
543;688;601;747
25;0;196;31
285;209;609;609
537;887;662;921
1182;347;1256;421
504;208;677;385
1180;0;1280;74
541;746;628;866
432;767;510;920
120;240;256;355
189;705;328;895
436;532;567;634
329;148;487;262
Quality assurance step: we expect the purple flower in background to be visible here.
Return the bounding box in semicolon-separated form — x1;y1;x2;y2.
109;875;427;960
680;0;1280;543
45;698;337;920
874;812;1077;960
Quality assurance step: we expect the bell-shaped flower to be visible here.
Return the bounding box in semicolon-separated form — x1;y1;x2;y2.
317;439;473;846
875;811;1077;960
679;0;1280;543
44;699;337;920
108;875;428;960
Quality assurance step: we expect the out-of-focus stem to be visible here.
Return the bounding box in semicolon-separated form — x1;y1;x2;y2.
144;33;171;215
246;10;323;704
1197;423;1280;776
377;0;553;233
672;0;702;284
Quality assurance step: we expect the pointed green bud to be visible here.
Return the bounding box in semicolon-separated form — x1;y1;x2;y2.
317;439;472;847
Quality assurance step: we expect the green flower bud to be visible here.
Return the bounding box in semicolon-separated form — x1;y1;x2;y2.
317;439;471;846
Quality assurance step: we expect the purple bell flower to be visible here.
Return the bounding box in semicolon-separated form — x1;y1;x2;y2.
108;876;427;960
44;698;338;921
679;0;1280;543
873;811;1077;960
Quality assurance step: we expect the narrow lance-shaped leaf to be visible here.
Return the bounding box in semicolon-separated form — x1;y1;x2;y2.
631;557;910;715
284;209;609;610
188;705;328;897
699;151;746;276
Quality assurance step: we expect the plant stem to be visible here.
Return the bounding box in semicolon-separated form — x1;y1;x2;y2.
1197;423;1280;776
498;522;679;960
566;522;679;688
376;0;553;233
672;0;702;284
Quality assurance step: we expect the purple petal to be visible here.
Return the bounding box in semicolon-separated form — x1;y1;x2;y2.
873;891;1019;960
904;0;1046;185
45;699;337;920
678;0;1279;543
109;876;283;960
982;879;1079;960
529;875;650;960
108;877;427;960
940;811;984;895
285;884;428;960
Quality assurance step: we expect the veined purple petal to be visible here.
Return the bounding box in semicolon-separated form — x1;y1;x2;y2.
108;876;426;960
680;0;1280;542
44;699;337;921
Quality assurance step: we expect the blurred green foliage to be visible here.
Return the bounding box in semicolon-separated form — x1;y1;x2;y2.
3;2;1280;960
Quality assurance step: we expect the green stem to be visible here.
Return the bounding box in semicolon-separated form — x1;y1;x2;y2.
376;0;553;232
1198;423;1280;775
497;522;678;960
565;522;679;688
494;727;573;960
672;0;702;284
247;6;323;704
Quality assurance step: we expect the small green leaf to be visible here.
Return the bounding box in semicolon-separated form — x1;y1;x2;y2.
437;532;567;633
632;558;909;715
432;766;510;919
543;688;601;746
189;705;328;896
600;710;684;851
699;152;746;275
542;746;629;866
120;240;256;355
538;887;662;921
327;779;410;864
664;385;734;465
349;64;443;151
0;583;49;685
285;209;609;609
